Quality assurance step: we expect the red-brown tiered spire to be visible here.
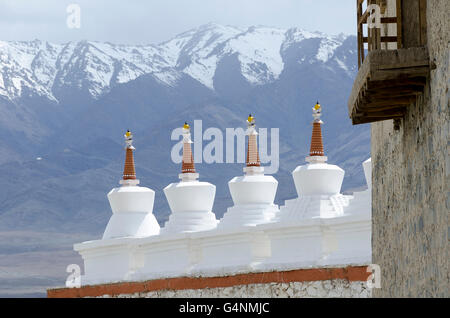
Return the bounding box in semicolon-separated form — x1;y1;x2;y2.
123;130;136;180
181;122;196;173
246;114;261;167
309;102;325;157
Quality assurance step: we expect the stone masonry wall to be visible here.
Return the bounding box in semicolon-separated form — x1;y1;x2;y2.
89;280;372;298
371;0;449;297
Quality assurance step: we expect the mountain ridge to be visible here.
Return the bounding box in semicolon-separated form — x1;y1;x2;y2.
0;24;356;102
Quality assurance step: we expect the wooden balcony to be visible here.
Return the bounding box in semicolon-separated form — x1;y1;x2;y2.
349;0;429;125
348;47;430;125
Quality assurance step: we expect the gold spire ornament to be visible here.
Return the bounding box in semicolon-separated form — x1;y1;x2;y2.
247;114;255;125
314;101;321;111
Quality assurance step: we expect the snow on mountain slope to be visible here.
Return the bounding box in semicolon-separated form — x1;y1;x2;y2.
161;23;244;88
223;26;286;85
0;24;355;101
282;28;322;50
0;40;64;101
316;37;343;63
52;41;178;98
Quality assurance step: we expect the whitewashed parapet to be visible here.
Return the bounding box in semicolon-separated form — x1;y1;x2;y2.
75;199;371;285
74;158;372;286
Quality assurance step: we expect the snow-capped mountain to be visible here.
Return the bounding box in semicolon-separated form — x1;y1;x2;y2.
0;23;356;101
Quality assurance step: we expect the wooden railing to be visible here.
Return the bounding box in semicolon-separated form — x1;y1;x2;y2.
357;0;402;68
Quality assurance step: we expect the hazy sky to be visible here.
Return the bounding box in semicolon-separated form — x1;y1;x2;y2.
0;0;357;44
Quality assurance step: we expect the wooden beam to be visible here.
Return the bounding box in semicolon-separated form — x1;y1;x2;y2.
367;90;421;99
359;10;369;25
360;99;415;108
367;83;427;93
363;93;416;102
363;36;398;43
352;116;394;125
357;103;408;112
354;110;405;117
362;113;405;118
371;66;430;81
352;113;405;125
381;17;398;23
359;103;407;113
359;93;416;105
366;77;427;89
360;15;398;24
377;60;430;69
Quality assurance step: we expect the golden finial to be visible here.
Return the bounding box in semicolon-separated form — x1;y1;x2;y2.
124;130;134;149
312;101;323;123
314;101;321;111
247;114;254;123
183;122;190;130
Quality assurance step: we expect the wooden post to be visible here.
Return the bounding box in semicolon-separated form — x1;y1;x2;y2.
419;0;427;46
357;0;364;68
396;0;403;49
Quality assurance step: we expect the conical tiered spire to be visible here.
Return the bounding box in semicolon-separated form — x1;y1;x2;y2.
246;114;261;167
181;122;196;174
310;102;324;156
306;102;327;164
123;130;137;180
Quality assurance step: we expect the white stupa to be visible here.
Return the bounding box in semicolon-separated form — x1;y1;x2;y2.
102;130;160;239
218;114;279;228
162;122;218;234
74;130;160;285
277;102;346;221
257;102;371;269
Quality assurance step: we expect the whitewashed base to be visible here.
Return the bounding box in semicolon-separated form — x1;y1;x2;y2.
161;210;218;234
131;234;196;280
191;229;271;275
74;238;138;286
218;204;279;229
